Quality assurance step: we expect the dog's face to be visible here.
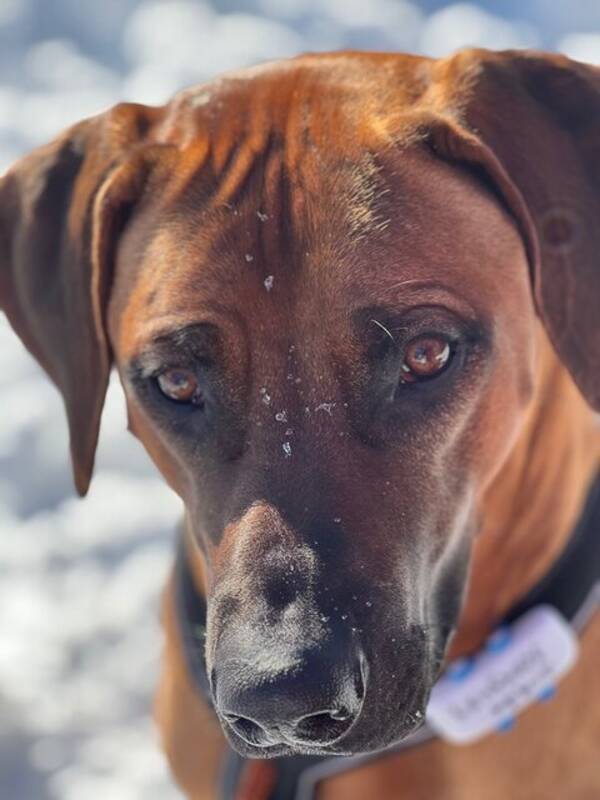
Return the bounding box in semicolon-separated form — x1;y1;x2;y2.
107;116;536;756
2;51;598;759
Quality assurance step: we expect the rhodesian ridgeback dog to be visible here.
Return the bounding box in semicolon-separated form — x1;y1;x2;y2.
1;48;599;799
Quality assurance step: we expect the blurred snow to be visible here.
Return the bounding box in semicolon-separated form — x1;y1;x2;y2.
0;322;183;799
0;1;598;798
0;0;28;27
420;4;539;56
559;32;600;64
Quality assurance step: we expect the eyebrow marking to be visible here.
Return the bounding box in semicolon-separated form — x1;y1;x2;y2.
370;317;395;343
126;322;222;375
388;278;436;292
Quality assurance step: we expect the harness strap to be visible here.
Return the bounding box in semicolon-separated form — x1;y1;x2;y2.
173;534;211;700
174;472;600;800
221;724;436;800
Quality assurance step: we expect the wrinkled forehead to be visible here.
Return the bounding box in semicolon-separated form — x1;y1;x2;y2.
110;140;530;358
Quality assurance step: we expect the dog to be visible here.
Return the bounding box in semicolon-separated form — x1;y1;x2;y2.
1;48;599;799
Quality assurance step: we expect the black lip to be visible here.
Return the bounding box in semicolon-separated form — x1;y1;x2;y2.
221;725;372;759
222;713;428;759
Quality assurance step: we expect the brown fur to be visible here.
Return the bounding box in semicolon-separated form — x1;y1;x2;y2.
1;49;599;798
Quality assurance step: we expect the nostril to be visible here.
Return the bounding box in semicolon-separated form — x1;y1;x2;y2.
354;661;366;702
224;713;273;748
329;707;351;721
291;656;367;745
293;707;355;744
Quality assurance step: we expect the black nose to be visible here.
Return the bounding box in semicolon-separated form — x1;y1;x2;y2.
216;645;366;749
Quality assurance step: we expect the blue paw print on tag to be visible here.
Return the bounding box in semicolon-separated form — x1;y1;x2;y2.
537;685;556;703
485;626;511;653
447;657;474;682
496;715;516;733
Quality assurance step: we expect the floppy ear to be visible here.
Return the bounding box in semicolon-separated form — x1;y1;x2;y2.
0;102;163;495
425;49;600;409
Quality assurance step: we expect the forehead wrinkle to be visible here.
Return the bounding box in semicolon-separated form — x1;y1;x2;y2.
212;125;273;208
163;136;211;206
147;80;404;274
161;63;399;219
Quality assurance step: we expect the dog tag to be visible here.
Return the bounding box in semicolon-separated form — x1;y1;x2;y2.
425;605;578;745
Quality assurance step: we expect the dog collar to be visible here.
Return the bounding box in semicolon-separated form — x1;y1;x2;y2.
174;472;600;800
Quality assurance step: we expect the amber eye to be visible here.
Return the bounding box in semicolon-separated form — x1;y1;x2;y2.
157;369;204;405
399;335;452;384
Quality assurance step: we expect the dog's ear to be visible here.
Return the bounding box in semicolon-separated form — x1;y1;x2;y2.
425;49;600;409
0;103;164;495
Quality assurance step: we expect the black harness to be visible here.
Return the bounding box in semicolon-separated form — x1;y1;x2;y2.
174;474;600;800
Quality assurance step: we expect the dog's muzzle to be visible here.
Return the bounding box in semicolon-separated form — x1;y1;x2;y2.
214;638;367;750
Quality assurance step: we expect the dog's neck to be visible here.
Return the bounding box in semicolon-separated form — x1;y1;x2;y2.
450;329;600;660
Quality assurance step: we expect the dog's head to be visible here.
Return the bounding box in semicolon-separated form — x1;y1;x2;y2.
1;50;599;757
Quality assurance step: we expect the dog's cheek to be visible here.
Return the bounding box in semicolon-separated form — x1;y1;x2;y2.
123;397;192;498
464;324;538;497
338;625;432;752
356;524;473;750
428;535;473;667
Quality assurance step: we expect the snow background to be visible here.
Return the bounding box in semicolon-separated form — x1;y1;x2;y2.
0;1;598;798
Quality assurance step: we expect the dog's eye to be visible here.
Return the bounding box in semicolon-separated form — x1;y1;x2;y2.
399;335;453;384
156;369;205;406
